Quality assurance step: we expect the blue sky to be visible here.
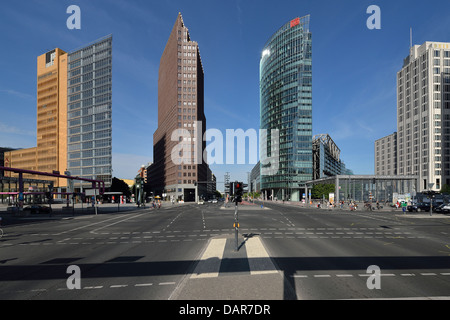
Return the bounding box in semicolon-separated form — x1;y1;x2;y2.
1;0;450;190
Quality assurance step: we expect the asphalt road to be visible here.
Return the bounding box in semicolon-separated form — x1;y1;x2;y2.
257;201;450;300
0;201;449;300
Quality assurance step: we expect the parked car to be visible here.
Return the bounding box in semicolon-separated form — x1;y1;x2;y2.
433;203;446;213
440;203;450;213
407;202;431;212
23;204;52;214
212;199;218;204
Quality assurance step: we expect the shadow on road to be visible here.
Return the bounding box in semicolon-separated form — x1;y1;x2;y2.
1;255;450;300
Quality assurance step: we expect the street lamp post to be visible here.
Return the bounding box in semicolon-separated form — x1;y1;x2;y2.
135;165;145;207
135;176;144;207
428;183;435;217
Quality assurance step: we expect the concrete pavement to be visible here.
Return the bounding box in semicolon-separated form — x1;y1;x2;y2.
253;199;450;217
0;201;179;226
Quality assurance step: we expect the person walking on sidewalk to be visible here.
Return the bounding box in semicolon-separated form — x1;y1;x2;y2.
401;201;407;213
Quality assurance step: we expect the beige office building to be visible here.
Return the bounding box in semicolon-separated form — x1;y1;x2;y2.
397;41;450;191
375;132;397;176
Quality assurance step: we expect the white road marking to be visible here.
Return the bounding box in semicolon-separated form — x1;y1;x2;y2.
135;283;153;287
245;237;278;275
191;238;226;279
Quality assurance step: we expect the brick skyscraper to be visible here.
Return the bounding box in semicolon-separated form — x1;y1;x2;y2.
148;13;207;202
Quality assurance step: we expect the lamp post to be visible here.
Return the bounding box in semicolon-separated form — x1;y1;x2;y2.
135;165;145;207
135;176;144;207
428;183;435;217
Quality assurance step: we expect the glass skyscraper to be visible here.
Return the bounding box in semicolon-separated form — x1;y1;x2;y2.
260;16;312;202
67;35;113;189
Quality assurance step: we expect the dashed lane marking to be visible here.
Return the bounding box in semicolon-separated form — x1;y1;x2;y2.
291;272;450;279
0;281;176;295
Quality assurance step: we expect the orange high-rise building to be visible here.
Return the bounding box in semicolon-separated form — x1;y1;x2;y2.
5;36;113;192
5;48;68;188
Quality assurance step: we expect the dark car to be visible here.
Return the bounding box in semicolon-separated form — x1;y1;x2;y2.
439;203;450;213
407;202;430;212
24;205;52;214
433;203;446;213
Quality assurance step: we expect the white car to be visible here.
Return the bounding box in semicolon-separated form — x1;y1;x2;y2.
198;200;204;205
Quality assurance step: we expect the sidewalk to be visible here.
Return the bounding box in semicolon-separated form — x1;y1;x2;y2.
0;202;174;226
253;200;450;217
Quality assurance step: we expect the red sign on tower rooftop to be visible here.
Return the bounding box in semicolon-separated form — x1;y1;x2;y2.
290;17;300;28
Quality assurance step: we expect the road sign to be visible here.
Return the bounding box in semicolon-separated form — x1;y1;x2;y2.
85;189;97;196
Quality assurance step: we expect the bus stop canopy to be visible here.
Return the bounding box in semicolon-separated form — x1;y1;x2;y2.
304;175;419;204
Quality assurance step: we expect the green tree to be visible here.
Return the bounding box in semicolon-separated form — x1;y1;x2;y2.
110;177;132;199
441;184;450;194
311;184;335;200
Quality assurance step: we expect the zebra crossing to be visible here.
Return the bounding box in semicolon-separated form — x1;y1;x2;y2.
190;236;279;279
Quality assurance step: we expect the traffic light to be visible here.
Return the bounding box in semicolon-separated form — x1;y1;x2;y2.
226;182;248;203
227;183;235;198
423;190;438;198
232;181;245;203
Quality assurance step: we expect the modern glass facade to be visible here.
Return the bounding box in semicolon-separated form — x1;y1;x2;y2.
260;16;312;202
313;134;342;180
306;175;418;204
67;35;113;188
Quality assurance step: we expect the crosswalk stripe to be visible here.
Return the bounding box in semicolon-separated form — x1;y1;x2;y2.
191;238;227;279
190;237;278;279
245;237;278;275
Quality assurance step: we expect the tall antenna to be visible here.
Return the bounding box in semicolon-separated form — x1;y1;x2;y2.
410;28;413;49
